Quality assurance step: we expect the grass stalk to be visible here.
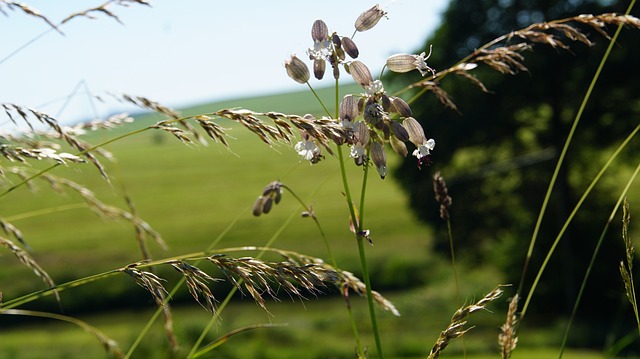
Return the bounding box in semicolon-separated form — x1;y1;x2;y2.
521;123;640;318
518;0;635;310
558;162;640;358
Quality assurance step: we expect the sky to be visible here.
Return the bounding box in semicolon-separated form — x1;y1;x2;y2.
0;1;449;126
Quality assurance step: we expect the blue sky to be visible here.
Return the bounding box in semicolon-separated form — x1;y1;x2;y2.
0;1;448;125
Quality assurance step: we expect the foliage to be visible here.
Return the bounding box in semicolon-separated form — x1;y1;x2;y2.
391;0;640;345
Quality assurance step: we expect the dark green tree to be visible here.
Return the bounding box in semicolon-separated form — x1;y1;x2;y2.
390;0;640;349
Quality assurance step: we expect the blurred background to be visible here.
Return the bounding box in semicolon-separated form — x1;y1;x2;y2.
1;0;640;358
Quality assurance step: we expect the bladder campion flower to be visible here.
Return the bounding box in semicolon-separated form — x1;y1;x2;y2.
294;132;323;164
413;138;436;169
284;55;310;84
354;4;387;32
386;45;435;77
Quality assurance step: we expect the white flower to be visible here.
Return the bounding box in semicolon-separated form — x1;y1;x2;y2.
295;139;321;162
365;79;385;97
412;138;435;159
350;143;365;159
307;39;332;61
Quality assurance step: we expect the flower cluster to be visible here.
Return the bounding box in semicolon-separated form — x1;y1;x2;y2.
284;4;436;177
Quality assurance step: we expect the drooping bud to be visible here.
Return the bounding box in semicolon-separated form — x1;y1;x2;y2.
390;121;409;142
314;58;326;80
380;94;392;112
332;33;341;47
349;61;373;87
252;196;265;216
340;94;358;122
389;135;408;157
403;117;427;146
391;97;412;117
355;4;387;32
354;121;370;146
311;20;329;42
370;141;387;179
284;55;310;84
341;37;359;59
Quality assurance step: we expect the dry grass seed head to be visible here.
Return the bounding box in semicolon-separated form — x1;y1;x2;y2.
0;236;59;303
122;264;168;306
170;261;219;313
499;294;520;359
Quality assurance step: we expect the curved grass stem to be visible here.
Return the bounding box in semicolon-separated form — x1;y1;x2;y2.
518;1;635;309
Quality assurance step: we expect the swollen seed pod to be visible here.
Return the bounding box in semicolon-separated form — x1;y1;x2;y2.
311;19;329;42
349;61;373;87
403;117;427;146
284;55;310;84
390;135;408;157
314;59;325;80
340;94;358;122
391;97;412;117
355;4;387;32
262;196;273;214
386;53;419;73
252;196;264;216
390;121;409;142
355;121;370;146
370;141;387;179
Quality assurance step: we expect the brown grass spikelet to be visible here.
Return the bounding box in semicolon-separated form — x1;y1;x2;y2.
0;217;26;248
0;1;61;33
170;260;220;313
499;294;519;359
433;171;452;221
0;236;59;303
428;286;504;359
619;199;640;327
60;0;151;25
121;263;168;306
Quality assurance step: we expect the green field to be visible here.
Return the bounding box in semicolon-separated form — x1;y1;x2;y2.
0;85;612;358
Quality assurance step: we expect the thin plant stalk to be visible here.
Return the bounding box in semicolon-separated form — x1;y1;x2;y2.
124;209;245;358
521;123;640;318
186;208;299;357
517;0;636;300
558;161;640;358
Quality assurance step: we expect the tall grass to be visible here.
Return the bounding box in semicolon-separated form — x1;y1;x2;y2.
1;1;640;358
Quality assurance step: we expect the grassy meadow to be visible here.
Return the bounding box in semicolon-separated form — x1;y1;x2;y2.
3;3;640;359
0;84;615;358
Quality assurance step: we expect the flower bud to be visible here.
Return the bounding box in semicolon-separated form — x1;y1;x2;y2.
332;33;341;47
355;4;387;32
285;55;310;84
314;58;326;80
390;135;408;157
262;196;273;214
403;117;426;146
354;121;370;146
341;36;359;59
390;121;409;142
311;19;329;42
370;141;387;179
349;61;373;87
252;196;264;216
391;97;412;117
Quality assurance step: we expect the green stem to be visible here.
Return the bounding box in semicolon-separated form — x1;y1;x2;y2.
517;3;633;301
558;161;640;358
521;123;640;318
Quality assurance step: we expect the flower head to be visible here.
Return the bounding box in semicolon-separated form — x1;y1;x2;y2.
295;134;323;164
386;45;435;77
355;4;388;32
412;138;435;169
